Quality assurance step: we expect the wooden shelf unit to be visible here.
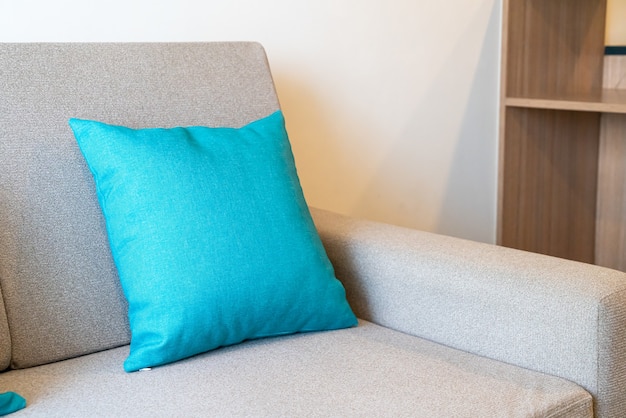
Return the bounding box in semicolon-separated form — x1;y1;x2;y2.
505;90;626;114
498;0;626;268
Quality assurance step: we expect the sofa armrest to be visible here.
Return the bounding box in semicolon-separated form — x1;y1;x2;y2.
311;208;626;418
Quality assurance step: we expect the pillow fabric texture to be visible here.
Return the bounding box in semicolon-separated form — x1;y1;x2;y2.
0;392;26;415
69;111;357;372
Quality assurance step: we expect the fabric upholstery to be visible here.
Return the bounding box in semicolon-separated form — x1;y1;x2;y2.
0;42;280;368
311;208;626;418
69;113;356;372
0;320;592;418
0;289;10;371
0;41;617;417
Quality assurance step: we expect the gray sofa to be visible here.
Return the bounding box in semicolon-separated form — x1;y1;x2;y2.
1;42;625;417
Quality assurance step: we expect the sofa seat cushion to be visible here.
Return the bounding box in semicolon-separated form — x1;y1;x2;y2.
0;321;591;417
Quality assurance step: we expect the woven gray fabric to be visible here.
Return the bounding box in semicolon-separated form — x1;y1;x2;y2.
0;43;280;368
0;288;10;371
0;320;592;417
311;208;626;418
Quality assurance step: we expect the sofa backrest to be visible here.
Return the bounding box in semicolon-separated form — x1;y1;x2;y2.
0;43;281;369
0;289;10;370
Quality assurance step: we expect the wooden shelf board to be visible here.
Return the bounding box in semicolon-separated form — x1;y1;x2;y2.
505;89;626;113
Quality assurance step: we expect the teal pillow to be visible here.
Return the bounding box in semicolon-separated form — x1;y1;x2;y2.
69;111;357;372
0;392;26;415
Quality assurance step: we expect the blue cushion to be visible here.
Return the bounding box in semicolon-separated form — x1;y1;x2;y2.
0;392;26;416
69;111;357;372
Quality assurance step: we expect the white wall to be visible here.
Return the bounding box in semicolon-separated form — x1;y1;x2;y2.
607;0;626;45
0;0;501;244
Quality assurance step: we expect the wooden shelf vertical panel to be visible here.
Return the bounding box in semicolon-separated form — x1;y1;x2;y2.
500;108;600;263
595;55;626;271
596;113;626;270
505;0;606;98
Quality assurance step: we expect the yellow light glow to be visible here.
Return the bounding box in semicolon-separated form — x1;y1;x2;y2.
607;0;626;45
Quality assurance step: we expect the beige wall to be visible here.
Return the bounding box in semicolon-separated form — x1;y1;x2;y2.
0;0;501;244
607;0;626;45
